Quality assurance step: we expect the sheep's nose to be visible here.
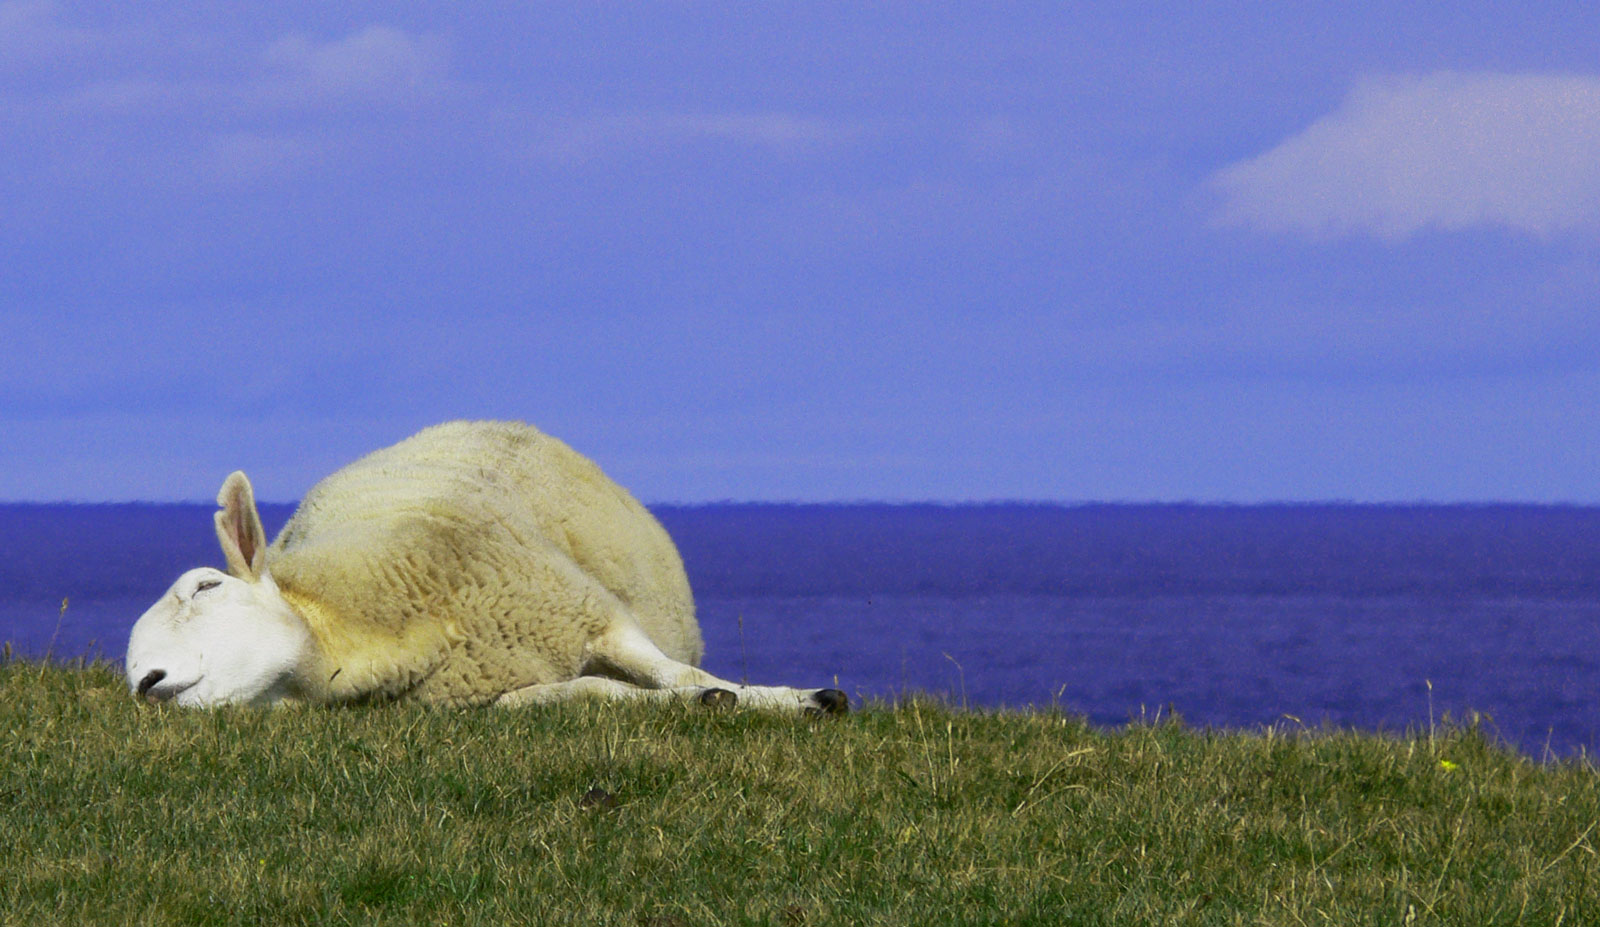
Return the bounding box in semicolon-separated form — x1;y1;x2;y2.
137;669;168;701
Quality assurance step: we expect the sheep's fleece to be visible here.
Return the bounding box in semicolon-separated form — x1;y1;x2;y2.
247;420;700;706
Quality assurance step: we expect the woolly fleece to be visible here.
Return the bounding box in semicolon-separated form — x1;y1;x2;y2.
261;421;700;706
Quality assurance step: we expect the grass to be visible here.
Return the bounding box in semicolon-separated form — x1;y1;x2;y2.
2;660;1597;926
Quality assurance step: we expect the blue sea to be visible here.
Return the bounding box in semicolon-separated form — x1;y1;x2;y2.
3;503;1597;758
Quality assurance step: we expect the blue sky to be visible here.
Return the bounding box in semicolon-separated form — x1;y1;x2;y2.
4;3;1598;503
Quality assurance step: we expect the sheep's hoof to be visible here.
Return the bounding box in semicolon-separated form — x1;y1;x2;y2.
699;688;737;710
809;688;849;717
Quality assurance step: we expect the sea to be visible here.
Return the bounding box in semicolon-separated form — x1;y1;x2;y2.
3;503;1597;759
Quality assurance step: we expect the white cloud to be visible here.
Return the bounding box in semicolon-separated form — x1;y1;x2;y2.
1212;73;1600;239
0;0;102;66
261;25;450;107
5;22;456;191
43;24;452;116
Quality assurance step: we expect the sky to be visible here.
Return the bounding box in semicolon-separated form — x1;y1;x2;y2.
3;2;1599;503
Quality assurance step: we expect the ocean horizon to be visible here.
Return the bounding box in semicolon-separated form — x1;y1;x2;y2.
4;502;1597;758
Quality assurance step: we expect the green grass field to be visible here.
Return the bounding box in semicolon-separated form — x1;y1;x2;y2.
2;660;1596;926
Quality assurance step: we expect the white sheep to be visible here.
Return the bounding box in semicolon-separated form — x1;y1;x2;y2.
124;420;848;715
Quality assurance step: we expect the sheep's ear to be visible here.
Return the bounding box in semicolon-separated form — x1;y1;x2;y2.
215;471;267;581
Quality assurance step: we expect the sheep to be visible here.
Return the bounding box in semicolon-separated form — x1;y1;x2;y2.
124;420;848;716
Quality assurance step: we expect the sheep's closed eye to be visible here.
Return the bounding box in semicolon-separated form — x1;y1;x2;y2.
196;579;222;594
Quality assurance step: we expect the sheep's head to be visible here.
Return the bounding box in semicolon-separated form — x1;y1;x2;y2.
125;471;312;706
125;566;311;705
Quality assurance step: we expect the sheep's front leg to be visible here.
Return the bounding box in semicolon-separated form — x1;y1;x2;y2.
583;625;849;716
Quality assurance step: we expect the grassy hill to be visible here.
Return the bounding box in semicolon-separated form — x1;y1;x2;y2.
3;660;1595;925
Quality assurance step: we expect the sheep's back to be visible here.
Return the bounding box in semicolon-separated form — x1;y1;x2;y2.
267;421;700;704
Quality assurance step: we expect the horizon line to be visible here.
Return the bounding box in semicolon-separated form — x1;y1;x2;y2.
4;497;1599;509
